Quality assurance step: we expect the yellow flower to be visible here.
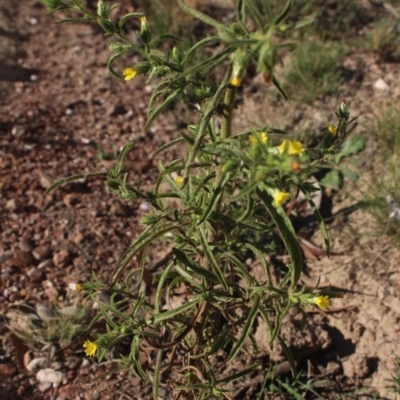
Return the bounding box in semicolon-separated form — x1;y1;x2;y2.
273;190;290;207
140;16;147;24
175;176;183;186
123;68;138;81
230;76;242;87
250;132;268;146
278;139;305;156
83;340;97;357
313;296;330;310
328;124;337;135
76;283;82;291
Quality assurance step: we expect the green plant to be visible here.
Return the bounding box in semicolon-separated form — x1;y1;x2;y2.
40;1;356;398
387;356;400;396
4;299;89;350
284;40;347;104
365;19;400;61
360;105;400;237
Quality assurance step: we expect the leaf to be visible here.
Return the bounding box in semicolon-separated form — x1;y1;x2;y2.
118;12;143;29
149;33;181;48
152;137;185;157
181;36;219;67
228;294;260;362
217;363;260;384
320;170;340;189
145;89;181;129
198;227;228;291
108;222;186;288
299;184;330;257
178;0;228;31
272;75;288;100
341;166;358;181
336;135;365;163
46;172;106;193
257;188;302;288
275;0;292;25
111;142;134;177
197;172;231;225
172;248;219;282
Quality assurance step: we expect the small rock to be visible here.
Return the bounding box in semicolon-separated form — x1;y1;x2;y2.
11;125;25;137
0;363;17;380
53;250;70;267
36;368;64;384
13;249;34;265
38;382;51;393
38;259;52;269
39;174;52;190
0;251;12;263
58;384;80;399
32;245;51;261
18;239;34;253
26;357;47;372
72;231;84;245
27;267;43;283
5;199;18;211
373;78;389;91
35;304;56;321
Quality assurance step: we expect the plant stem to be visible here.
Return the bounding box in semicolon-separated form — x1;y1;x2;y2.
214;84;237;209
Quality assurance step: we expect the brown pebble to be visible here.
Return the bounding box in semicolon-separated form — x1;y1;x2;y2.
32;245;51;261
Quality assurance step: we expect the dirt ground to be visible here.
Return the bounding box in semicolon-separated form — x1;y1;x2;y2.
1;1;400;399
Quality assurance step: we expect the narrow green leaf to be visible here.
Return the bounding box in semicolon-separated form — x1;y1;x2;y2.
230;181;258;202
257;188;302;288
153;350;163;400
145;89;181;129
198;227;228;291
178;0;228;31
172;248;219;282
197;172;231;225
221;252;254;284
151;297;200;324
299;183;330;257
157;160;185;199
243;0;266;32
217;363;260;384
272;75;288;100
259;0;274;24
277;334;297;376
149;33;181;48
180;131;196;146
228;294;260;362
109;222;186;288
181;36;219;67
275;0;292;25
152;137;185;157
243;243;272;286
46;172;106;193
193;171;216;198
235;195;254;223
111;142;134;177
183;46;233;76
107;52;123;78
155;261;174;313
118;12;143;29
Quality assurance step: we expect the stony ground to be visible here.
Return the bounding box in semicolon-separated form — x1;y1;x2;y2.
1;1;400;399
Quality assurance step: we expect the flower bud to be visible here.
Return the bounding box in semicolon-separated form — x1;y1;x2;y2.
139;16;151;44
172;46;182;65
230;49;248;87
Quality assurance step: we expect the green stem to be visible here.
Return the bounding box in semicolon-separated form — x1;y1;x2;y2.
214;83;236;210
